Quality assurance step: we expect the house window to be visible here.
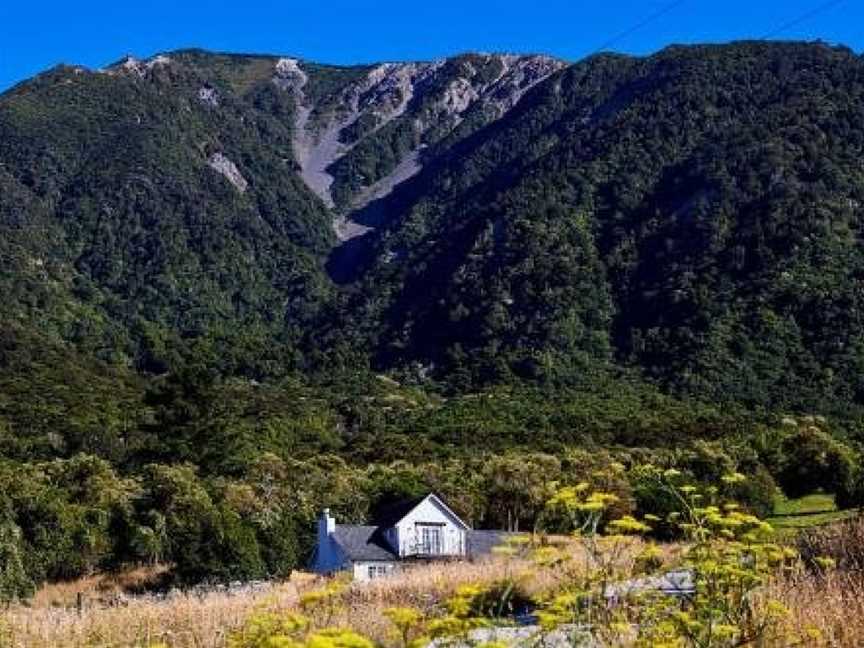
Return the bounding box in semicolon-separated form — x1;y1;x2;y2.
368;564;389;580
418;524;443;555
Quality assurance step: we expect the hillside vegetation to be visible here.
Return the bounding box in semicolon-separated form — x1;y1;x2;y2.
334;42;864;413
3;41;864;597
1;42;864;407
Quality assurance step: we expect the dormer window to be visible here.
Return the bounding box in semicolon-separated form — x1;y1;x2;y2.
417;523;443;555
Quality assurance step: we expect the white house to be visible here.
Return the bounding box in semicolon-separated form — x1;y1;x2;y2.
310;493;509;581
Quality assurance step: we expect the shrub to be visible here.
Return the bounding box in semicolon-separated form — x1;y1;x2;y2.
776;424;857;499
628;464;687;539
723;463;777;518
0;516;33;605
835;461;864;511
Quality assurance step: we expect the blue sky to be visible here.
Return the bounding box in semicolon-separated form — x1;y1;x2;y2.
0;1;861;91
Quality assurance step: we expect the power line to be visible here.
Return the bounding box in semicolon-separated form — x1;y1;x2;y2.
593;0;690;54
760;0;848;39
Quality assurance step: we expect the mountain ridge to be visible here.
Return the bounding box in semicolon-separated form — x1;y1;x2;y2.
3;40;864;413
8;40;864;604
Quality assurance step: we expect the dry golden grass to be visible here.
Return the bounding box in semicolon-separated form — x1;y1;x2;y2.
771;514;864;647
3;562;524;648
796;512;864;572
0;535;646;647
31;565;171;609
329;558;546;644
5;531;862;647
768;571;864;647
1;573;310;648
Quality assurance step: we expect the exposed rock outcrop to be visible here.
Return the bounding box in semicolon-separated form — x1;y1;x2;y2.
198;86;219;108
273;54;566;241
107;54;172;78
207;153;248;193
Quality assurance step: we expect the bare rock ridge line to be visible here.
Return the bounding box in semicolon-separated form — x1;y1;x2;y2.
97;51;566;243
103;54;173;77
277;58;445;212
272;54;567;242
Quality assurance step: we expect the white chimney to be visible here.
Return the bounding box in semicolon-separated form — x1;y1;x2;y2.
319;508;336;539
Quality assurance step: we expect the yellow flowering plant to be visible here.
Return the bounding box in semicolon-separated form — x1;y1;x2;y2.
230;473;829;648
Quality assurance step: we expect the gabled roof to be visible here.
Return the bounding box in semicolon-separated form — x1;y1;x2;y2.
371;496;427;528
332;527;514;562
332;525;397;562
372;493;470;530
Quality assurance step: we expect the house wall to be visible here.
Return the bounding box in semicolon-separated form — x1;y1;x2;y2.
352;561;398;582
310;511;348;574
394;496;467;557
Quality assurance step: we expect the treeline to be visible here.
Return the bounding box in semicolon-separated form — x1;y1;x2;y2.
3;325;864;600
2;355;863;601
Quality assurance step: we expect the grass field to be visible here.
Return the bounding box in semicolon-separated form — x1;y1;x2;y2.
7;519;864;646
767;492;856;531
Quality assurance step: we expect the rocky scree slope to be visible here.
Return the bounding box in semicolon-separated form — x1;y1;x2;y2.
270;52;566;239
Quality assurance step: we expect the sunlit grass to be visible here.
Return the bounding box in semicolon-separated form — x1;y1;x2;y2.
767;492;855;531
7;494;864;646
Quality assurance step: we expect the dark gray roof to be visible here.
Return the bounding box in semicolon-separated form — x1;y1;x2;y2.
331;526;515;562
332;525;397;562
371;496;427;528
467;530;517;557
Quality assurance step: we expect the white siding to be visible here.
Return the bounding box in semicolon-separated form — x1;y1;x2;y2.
353;561;398;581
394;496;467;557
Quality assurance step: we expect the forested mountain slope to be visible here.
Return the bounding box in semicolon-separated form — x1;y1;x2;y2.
0;53;333;376
329;41;864;412
2;41;864;414
0;49;563;377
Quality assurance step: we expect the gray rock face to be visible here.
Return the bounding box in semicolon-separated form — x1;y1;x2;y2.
198;86;219;108
272;54;567;240
105;54;172;78
273;57;308;93
428;624;599;648
207;152;248;193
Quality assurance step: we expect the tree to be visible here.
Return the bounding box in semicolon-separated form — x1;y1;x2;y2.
835;457;864;511
483;454;559;531
0;501;33;605
776;422;856;499
139;464;225;583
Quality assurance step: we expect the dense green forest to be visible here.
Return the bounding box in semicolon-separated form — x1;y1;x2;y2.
4;42;864;406
3;41;864;595
2;327;862;595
